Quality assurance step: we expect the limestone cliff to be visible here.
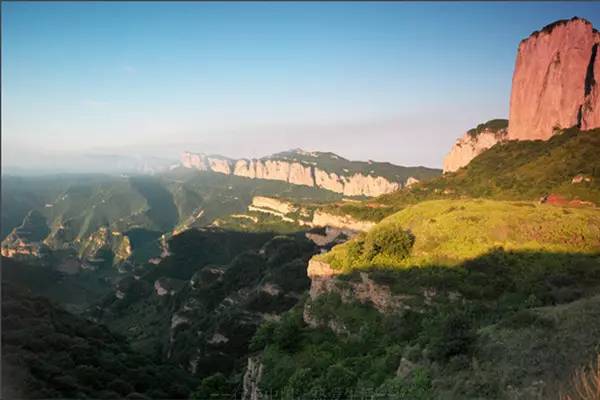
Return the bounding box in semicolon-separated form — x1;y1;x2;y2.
443;120;508;173
508;17;600;140
250;196;296;215
181;150;441;197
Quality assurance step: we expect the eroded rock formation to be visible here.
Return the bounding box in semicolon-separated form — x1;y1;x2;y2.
444;18;600;172
508;17;600;140
181;151;402;197
443;123;508;173
242;356;264;400
311;210;376;232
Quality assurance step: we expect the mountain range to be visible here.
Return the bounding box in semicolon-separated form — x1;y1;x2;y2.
2;16;600;400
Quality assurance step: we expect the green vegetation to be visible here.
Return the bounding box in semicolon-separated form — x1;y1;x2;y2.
1;283;198;399
1;257;115;313
253;248;600;399
466;119;508;137
2;167;340;268
321;199;600;271
321;128;600;222
143;228;275;281
215;211;307;233
92;231;316;387
250;190;600;399
3;128;600;399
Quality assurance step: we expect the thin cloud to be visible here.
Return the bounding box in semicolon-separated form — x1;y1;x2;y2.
122;65;137;74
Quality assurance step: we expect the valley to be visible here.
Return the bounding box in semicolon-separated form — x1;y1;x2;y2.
2;10;600;400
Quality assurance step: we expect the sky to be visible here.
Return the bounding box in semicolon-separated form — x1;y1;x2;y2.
2;2;600;171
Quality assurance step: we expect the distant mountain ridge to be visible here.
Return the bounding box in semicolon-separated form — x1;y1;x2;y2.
181;148;441;197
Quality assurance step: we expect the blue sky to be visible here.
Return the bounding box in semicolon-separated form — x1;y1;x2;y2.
2;2;600;170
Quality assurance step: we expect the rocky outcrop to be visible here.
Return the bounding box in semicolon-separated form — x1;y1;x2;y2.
1;210;50;258
305;258;463;330
250;196;296;215
181;151;403;197
571;174;593;184
305;227;349;247
154;278;185;296
0;239;46;258
405;176;420;187
443;123;508;173
508;17;600;140
306;259;344;299
78;227;132;265
306;259;410;314
311;210;375;232
242;356;264;400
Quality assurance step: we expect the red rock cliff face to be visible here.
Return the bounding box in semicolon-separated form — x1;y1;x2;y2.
508;17;600;140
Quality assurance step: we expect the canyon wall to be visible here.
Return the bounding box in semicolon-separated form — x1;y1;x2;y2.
508;17;600;140
181;152;401;197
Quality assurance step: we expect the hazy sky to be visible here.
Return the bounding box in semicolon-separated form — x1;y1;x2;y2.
3;2;600;170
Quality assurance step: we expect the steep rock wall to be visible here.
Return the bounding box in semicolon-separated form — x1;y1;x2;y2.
443;128;508;173
181;152;401;197
508;17;600;140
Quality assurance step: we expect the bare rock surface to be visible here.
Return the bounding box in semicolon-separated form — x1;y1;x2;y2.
181;150;406;197
508;17;600;140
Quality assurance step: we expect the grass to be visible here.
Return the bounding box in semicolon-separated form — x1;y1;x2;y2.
257;191;600;399
319;199;600;271
252;252;600;400
320;128;600;223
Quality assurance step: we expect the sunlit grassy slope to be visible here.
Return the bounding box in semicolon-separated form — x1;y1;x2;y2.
320;199;600;270
321;128;600;222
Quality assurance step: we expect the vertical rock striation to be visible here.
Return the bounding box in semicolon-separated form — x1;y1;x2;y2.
508;17;600;140
180;151;406;197
443;18;600;172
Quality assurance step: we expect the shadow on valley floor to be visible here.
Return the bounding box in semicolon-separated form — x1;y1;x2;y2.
3;244;600;399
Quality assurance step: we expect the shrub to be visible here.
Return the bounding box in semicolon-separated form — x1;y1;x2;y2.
190;373;230;399
362;223;415;262
423;310;475;362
